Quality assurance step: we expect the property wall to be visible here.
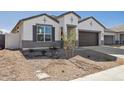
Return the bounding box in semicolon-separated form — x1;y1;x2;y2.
78;18;105;45
22;15;61;41
19;22;23;48
5;33;19;49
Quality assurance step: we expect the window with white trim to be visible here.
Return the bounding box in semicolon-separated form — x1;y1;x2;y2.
37;25;52;42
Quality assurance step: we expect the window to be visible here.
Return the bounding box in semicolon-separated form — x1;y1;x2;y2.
37;25;52;42
45;26;52;41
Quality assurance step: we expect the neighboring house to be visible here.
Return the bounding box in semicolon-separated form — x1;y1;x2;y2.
4;11;124;50
104;25;124;45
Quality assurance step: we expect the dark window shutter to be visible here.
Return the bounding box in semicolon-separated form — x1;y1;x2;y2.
33;25;37;42
52;27;55;42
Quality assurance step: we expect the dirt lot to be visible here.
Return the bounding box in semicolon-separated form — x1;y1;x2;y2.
0;50;124;81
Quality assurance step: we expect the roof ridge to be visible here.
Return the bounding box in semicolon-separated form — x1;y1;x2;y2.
57;11;81;18
20;13;59;22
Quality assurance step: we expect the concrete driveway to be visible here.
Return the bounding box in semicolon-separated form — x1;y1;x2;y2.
80;46;124;58
74;65;124;81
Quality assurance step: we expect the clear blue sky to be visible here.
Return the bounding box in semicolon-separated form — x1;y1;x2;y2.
0;11;124;32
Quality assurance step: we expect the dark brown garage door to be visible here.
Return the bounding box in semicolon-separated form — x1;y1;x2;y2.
79;31;98;46
120;34;124;44
104;35;114;45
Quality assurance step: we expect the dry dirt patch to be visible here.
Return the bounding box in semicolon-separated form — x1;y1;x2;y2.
42;61;85;81
0;50;38;80
0;50;124;81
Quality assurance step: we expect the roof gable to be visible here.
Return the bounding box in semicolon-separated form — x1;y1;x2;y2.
21;13;59;23
110;24;124;32
79;16;106;28
11;13;59;32
57;11;81;18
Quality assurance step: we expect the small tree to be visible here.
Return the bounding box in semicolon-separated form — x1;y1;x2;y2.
62;30;76;58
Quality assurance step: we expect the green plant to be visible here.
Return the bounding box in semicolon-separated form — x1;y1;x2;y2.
62;29;76;58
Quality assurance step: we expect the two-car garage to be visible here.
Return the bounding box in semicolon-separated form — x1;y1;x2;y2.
79;31;99;46
78;31;115;46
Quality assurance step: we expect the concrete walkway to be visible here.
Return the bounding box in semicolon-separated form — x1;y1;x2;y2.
83;46;124;55
73;65;124;81
82;46;124;59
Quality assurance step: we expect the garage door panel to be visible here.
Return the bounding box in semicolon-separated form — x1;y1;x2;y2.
104;35;114;45
79;31;98;46
120;34;124;44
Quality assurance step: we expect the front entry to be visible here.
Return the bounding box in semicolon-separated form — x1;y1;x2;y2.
79;31;98;46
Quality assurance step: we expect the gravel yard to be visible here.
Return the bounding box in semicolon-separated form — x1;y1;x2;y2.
0;50;124;81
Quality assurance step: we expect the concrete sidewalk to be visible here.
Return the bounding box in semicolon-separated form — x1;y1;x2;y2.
111;54;124;59
73;65;124;81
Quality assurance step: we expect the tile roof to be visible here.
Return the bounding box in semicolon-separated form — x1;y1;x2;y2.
110;24;124;32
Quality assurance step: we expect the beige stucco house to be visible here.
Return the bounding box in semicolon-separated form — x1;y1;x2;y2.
104;25;124;45
5;11;124;50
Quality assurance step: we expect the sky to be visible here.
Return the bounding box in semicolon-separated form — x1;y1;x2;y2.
0;11;124;33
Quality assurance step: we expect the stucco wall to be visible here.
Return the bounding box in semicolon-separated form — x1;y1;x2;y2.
64;13;79;25
78;18;104;32
22;15;61;41
104;31;116;35
65;13;79;41
58;17;64;27
19;23;23;48
116;32;124;41
57;13;79;41
5;33;19;49
104;32;120;41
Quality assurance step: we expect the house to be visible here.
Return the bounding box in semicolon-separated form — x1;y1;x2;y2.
104;25;124;45
5;11;124;50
